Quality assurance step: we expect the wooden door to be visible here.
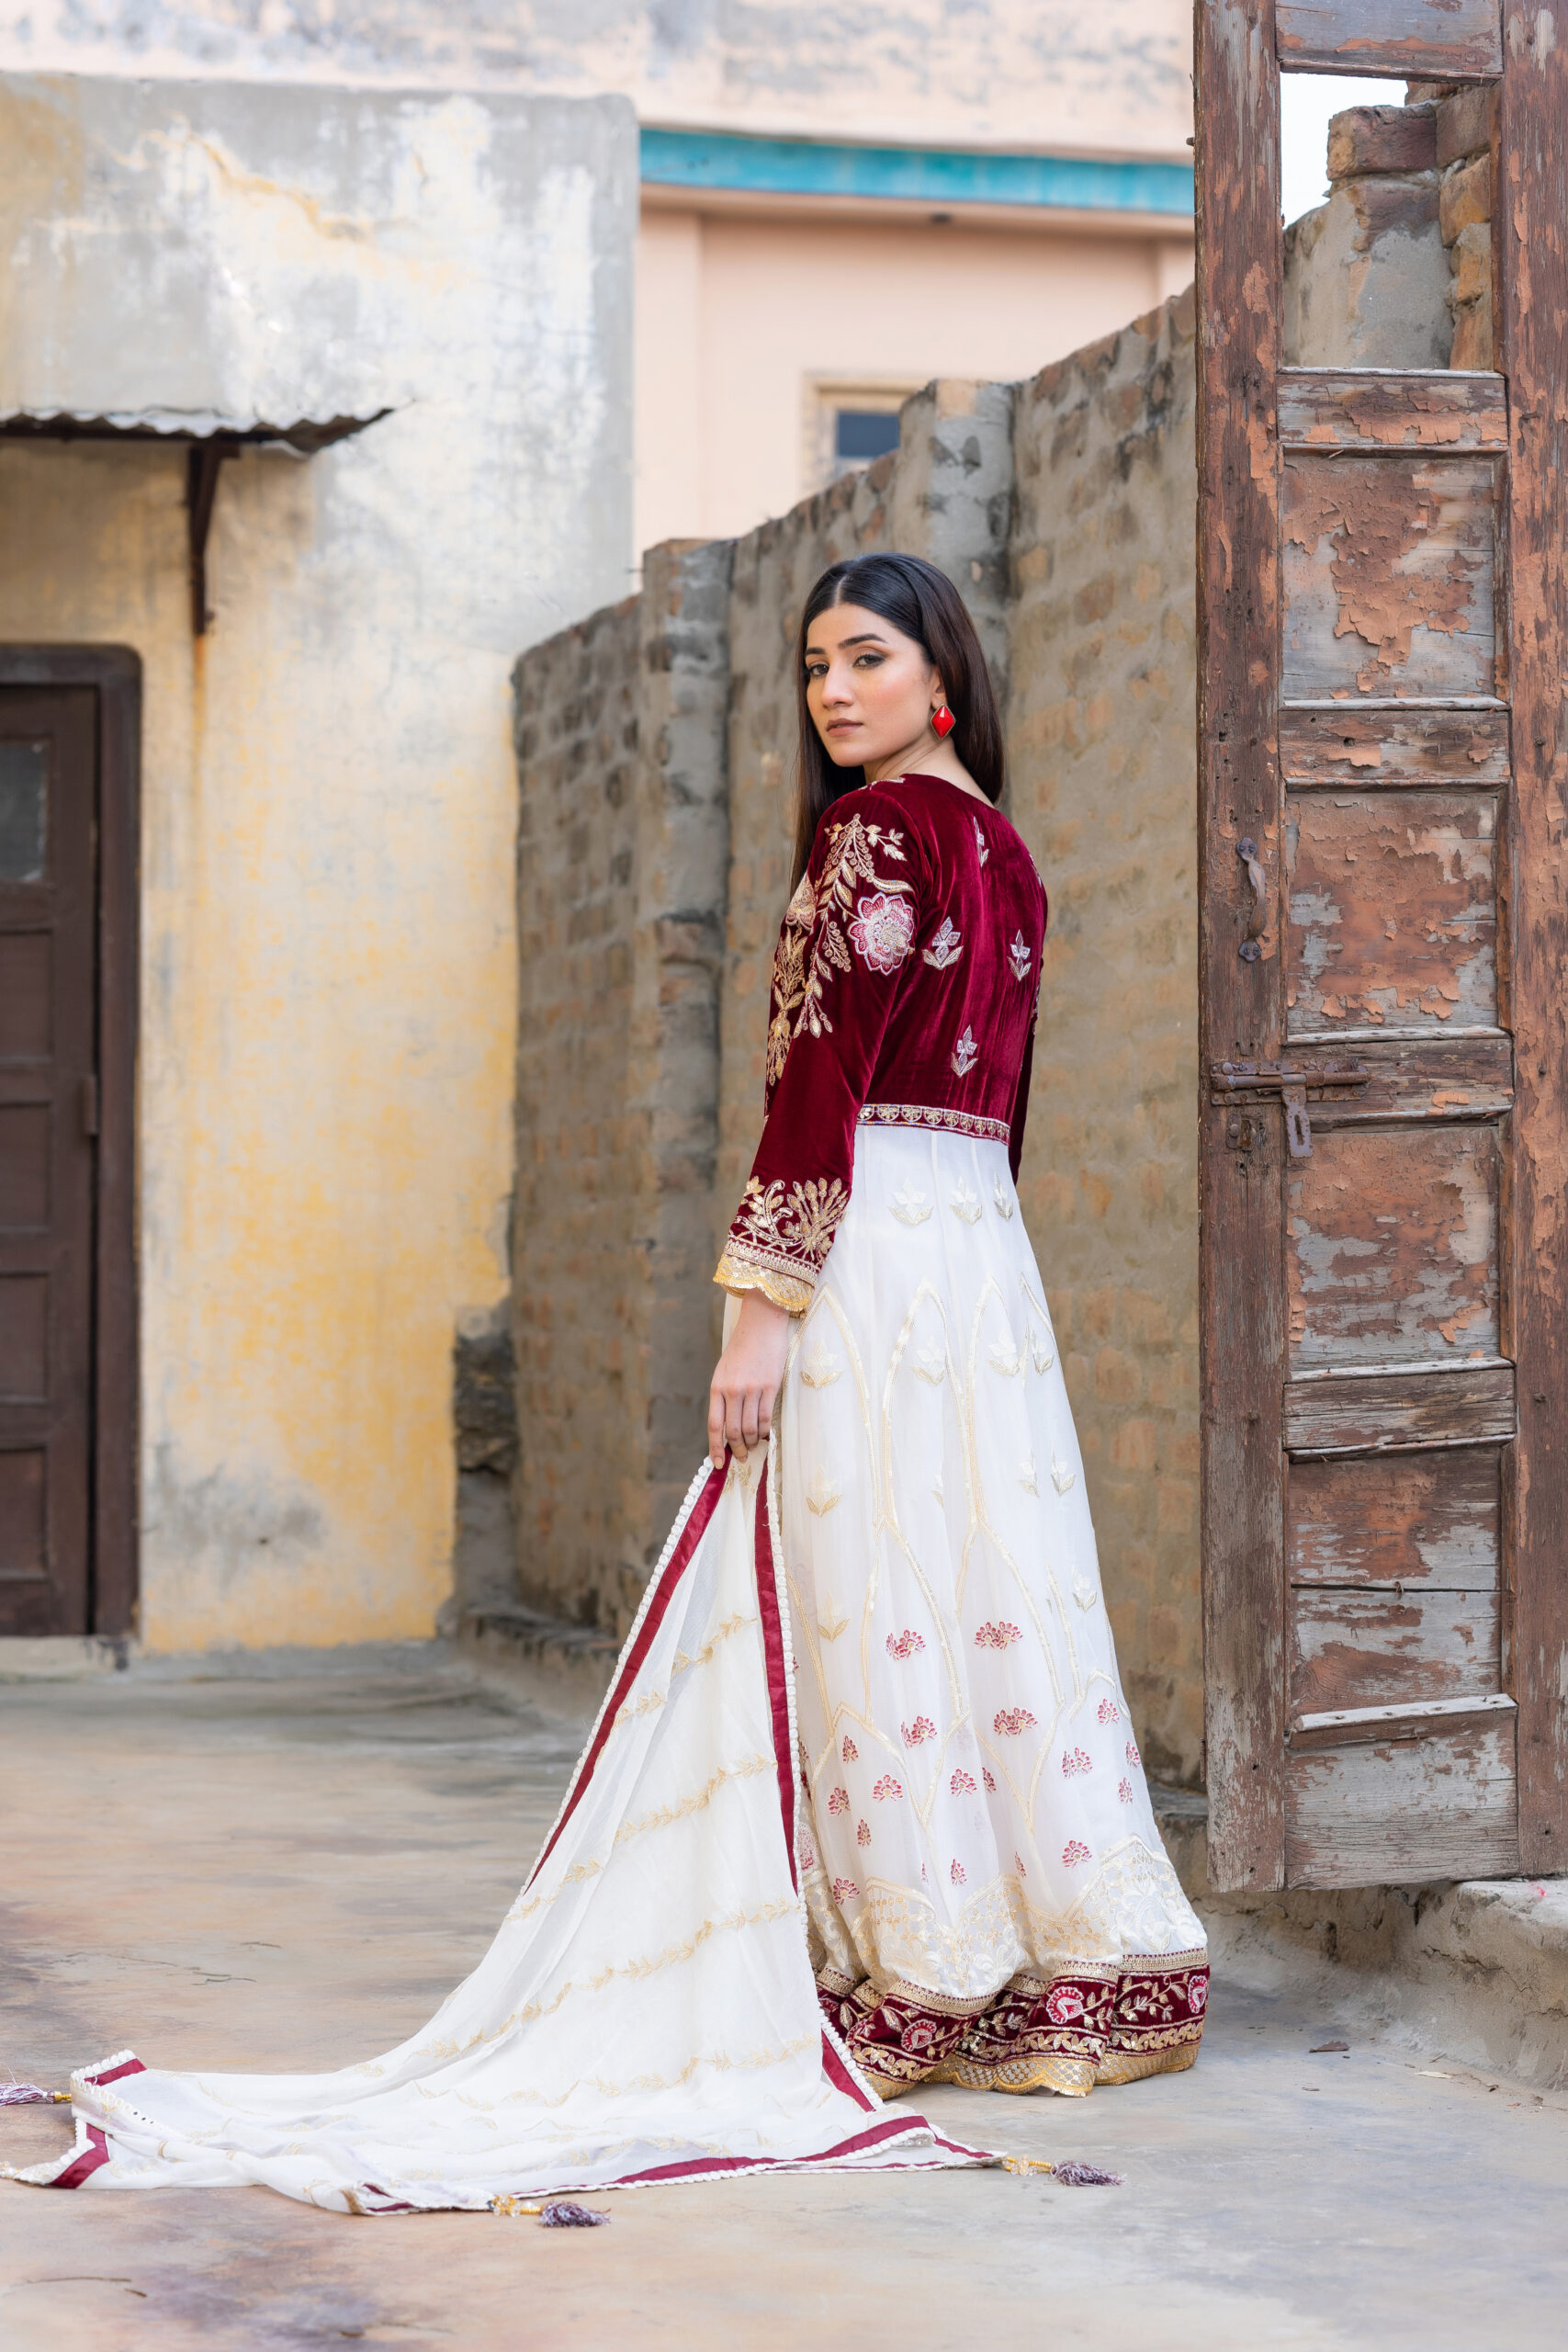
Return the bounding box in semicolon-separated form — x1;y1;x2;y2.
1196;0;1568;1889
0;686;97;1634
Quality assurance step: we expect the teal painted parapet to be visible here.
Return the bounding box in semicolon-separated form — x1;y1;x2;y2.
639;128;1194;218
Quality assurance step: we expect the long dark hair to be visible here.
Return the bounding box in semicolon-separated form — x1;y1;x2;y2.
791;551;1004;887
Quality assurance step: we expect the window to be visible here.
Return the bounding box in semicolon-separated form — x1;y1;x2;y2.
834;409;902;475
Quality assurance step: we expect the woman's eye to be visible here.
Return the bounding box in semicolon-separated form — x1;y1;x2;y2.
854;652;885;670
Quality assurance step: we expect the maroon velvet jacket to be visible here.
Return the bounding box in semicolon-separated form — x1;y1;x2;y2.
716;773;1047;1310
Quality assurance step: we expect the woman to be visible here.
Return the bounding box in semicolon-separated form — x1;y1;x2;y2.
8;556;1202;2215
708;553;1206;2098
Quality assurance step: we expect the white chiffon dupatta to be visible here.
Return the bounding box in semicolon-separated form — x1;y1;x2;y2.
12;1447;998;2211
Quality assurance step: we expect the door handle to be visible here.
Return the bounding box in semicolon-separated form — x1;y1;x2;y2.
1236;836;1267;964
1209;1060;1371;1161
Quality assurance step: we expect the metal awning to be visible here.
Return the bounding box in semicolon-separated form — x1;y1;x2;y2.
0;405;391;632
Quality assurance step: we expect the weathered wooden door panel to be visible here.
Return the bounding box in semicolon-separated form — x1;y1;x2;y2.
1285;1715;1519;1889
1198;0;1567;1889
1275;0;1503;80
1281;453;1502;701
0;687;96;1635
1285;791;1498;1034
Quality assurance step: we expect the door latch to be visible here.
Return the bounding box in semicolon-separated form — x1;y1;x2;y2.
1209;1060;1371;1159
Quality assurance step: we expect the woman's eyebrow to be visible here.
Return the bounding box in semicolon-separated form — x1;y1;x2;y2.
804;631;890;657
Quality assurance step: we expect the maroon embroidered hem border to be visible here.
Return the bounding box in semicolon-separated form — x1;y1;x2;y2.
820;1953;1210;2100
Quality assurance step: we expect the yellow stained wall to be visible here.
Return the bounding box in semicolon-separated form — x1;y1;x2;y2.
0;437;521;1647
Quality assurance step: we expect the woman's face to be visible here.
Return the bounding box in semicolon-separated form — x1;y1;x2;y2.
804;602;944;772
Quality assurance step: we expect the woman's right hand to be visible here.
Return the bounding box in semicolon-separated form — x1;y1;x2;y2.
708;1291;795;1468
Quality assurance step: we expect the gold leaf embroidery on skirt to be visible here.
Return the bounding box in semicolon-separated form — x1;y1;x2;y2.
993;1181;1015;1220
800;1337;841;1387
1051;1455;1077;1492
988;1337;1024;1376
817;1597;850;1641
1019;1453;1039;1495
806;1467;842;1516
948;1178;982;1221
1031;1330;1055;1373
913;1344;945;1384
891;1185;933;1225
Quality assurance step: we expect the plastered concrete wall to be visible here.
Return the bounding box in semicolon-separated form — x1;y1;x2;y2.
0;73;634;1647
1007;292;1201;1783
0;2;1194;158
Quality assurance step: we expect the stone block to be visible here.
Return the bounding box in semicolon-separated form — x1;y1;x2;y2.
1440;153;1492;244
1326;102;1436;181
1436;82;1496;169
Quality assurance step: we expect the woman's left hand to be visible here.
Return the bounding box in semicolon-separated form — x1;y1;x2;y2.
709;1291;795;1468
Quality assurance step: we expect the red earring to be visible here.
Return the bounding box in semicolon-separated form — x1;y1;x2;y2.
931;704;955;738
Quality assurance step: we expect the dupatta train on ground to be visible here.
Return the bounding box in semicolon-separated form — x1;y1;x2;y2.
10;1445;997;2210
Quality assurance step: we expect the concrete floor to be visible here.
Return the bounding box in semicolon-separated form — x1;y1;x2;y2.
2;1651;1565;2352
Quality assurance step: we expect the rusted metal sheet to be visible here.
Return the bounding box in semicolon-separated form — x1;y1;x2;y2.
1280;705;1510;786
1289;1447;1500;1584
1284;1363;1515;1455
1290;1584;1500;1713
1285;790;1497;1034
1280;369;1507;454
1276;0;1502;80
1501;6;1568;1871
1284;1713;1519;1889
1196;0;1287;1894
1287;1123;1499;1369
1282;455;1501;702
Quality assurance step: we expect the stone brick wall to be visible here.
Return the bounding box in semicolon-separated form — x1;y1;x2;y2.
510;317;1205;1776
1007;292;1201;1781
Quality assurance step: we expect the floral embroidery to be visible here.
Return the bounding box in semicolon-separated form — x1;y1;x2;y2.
1051;1455;1077;1494
800;1838;817;1870
1045;1983;1086;2025
1098;1699;1121;1725
950;1859;966;1886
832;1877;860;1904
805;1468;841;1516
891;1185;932;1226
817;1600;849;1641
923;913;964;970
841;1734;858;1762
950;1768;977;1795
764;874;818;1084
1118;1778;1134;1804
931;1473;944;1503
1008;930;1033;983
794;817;912;1046
994;1707;1037;1737
1062;1839;1091;1868
801;1338;840;1387
1074;1574;1100;1611
975;1621;1021;1650
988;1336;1023;1375
1190;1977;1209;2016
982;1768;998;1792
873;1774;904;1802
732;1172;852;1283
1013;1851;1028;1879
951;1026;979;1078
886;1629;926;1660
849;889;916;975
993;1181;1014;1221
902;1716;936;1747
1126;1739;1142;1767
1020;1454;1039;1495
828;1786;850;1815
856;1817;871;1846
1062;1747;1093;1778
1031;1331;1055;1373
914;1344;945;1385
973;816;990;866
949;1180;982;1224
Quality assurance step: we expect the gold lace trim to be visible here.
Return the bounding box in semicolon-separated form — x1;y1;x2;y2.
857;1102;1010;1144
715;1244;815;1314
